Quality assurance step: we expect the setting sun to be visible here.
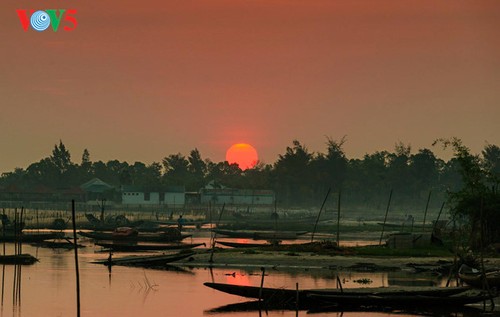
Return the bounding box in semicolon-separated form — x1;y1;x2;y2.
226;143;259;170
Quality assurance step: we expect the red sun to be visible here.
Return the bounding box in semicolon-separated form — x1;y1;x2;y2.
226;143;259;170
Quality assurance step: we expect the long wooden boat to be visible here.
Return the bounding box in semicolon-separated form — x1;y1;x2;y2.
307;291;492;307
203;282;472;307
459;264;500;288
0;254;38;265
212;229;308;240
78;230;192;242
96;242;205;252
216;241;275;248
215;241;338;251
93;251;195;267
0;232;64;243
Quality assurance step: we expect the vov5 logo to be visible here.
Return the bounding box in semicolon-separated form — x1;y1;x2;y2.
16;9;77;32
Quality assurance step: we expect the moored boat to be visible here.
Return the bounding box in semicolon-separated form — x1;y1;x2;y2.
0;232;64;243
96;242;205;252
0;254;38;265
459;264;500;288
203;282;474;308
212;229;308;240
216;241;276;248
306;290;492;308
78;230;191;242
92;251;195;267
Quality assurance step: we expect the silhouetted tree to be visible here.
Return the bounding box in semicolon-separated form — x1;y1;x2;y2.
273;140;313;206
187;148;207;191
482;144;500;190
162;154;189;187
434;138;500;248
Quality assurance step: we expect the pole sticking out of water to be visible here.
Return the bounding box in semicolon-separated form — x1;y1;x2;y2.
422;191;431;233
209;203;225;263
432;201;445;234
1;209;5;307
258;267;265;305
311;188;331;243
295;282;299;315
337;189;341;246
379;189;393;246
71;200;81;317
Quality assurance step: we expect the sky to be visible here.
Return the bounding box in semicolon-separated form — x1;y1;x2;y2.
1;1;499;173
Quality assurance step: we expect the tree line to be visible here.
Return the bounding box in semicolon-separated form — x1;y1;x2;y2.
0;138;498;210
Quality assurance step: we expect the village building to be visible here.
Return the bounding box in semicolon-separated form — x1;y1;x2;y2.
121;185;185;206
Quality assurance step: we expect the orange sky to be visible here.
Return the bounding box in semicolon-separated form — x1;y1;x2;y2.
1;1;499;173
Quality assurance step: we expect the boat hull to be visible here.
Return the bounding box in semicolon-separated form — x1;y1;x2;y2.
203;282;477;308
78;231;191;242
96;242;204;252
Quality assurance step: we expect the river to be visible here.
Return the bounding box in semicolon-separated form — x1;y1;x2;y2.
0;237;496;317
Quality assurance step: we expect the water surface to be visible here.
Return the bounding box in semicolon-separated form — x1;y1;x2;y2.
0;241;495;317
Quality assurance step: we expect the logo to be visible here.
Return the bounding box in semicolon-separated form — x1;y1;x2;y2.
16;9;77;32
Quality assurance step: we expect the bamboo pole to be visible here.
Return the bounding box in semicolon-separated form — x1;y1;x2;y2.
295;282;299;316
1;210;4;306
432;201;445;234
379;189;393;245
337;189;341;246
209;203;225;263
422;191;431;233
258;267;265;304
478;197;495;308
311;188;331;243
71;200;81;317
273;197;278;232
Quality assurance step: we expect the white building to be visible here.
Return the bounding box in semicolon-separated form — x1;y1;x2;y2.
121;186;185;206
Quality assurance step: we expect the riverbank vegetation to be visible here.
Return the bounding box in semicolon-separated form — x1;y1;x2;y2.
1;138;498;211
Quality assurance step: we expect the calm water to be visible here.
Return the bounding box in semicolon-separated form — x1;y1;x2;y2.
0;238;496;317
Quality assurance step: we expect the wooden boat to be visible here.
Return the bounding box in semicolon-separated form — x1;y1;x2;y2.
307;291;492;307
78;230;191;242
96;242;205;252
216;241;338;251
83;214;144;230
0;232;64;243
459;264;500;288
204;282;473;307
216;241;275;248
92;251;195;267
212;229;308;240
0;254;38;265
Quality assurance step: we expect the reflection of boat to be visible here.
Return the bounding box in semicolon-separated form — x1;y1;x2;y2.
78;230;191;242
204;282;474;307
208;299;484;315
92;251;195;267
459;264;500;288
212;229;308;240
96;242;204;252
